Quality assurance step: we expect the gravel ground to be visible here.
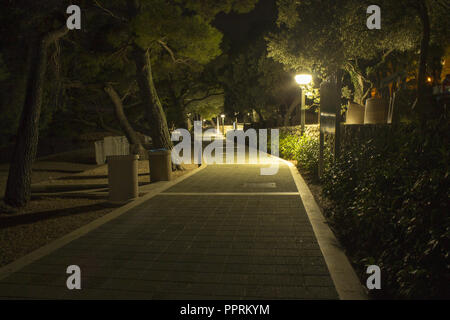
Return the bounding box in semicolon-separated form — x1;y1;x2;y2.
0;197;115;267
34;161;198;187
0;158;197;268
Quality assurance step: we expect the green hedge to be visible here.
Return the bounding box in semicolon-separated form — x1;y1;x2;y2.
279;126;332;176
279;118;449;299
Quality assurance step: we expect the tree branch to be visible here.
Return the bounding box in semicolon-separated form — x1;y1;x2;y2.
74;114;123;136
370;49;395;75
124;101;143;109
184;91;224;108
93;0;128;22
43;25;70;46
120;81;137;101
361;87;372;102
157;40;190;65
73;117;99;128
345;61;372;85
105;83;145;154
61;79;104;92
93;103;123;135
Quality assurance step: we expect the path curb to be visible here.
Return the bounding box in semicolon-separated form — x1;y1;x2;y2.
274;157;368;300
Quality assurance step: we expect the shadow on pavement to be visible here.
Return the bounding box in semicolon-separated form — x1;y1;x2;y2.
0;202;120;229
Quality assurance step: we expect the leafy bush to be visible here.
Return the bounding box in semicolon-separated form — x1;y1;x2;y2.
279;134;302;160
279;126;332;175
279;116;449;299
322;117;449;299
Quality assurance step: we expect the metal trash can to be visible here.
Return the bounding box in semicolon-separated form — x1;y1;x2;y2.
107;154;139;203
148;149;172;182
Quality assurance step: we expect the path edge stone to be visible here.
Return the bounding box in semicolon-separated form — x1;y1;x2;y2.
272;156;368;300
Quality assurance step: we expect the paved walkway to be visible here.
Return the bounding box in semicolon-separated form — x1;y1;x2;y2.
0;160;339;299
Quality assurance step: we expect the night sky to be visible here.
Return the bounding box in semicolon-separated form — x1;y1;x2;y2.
213;0;277;50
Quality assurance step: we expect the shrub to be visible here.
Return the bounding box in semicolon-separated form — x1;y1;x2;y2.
279;126;332;176
278;116;449;299
322;117;449;299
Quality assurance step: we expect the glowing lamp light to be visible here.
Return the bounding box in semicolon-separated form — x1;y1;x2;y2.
426;77;432;83
221;114;225;118
295;74;312;85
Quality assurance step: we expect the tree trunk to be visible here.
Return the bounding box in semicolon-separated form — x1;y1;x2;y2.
284;95;302;126
345;61;372;105
132;46;172;149
104;84;146;156
4;26;69;207
351;72;366;105
416;0;430;110
169;87;188;130
255;108;264;123
356;74;365;105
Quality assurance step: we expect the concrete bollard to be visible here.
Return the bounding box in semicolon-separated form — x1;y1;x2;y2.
148;149;172;182
364;98;388;124
107;154;139;203
346;102;365;124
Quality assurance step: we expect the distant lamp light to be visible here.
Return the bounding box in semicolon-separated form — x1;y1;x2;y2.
371;88;378;97
220;114;225;135
427;76;432;83
295;74;312;85
295;74;312;135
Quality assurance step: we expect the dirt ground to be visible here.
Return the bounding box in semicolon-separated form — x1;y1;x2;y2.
0;197;116;267
0;151;197;268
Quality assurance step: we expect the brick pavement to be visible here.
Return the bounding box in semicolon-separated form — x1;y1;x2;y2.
0;163;338;299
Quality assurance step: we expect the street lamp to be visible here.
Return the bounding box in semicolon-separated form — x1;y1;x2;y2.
295;74;312;133
295;74;312;85
221;114;225;135
234;112;239;130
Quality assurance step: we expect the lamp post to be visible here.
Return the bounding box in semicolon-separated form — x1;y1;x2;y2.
295;74;312;133
221;114;225;135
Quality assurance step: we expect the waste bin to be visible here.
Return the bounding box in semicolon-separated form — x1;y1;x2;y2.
107;154;139;203
148;149;172;182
